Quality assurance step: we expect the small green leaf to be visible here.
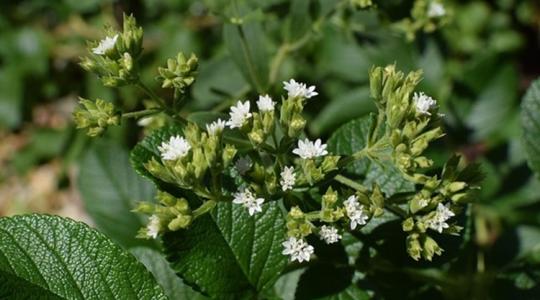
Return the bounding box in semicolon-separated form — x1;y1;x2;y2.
79;140;156;248
163;201;287;299
0;214;167;299
327;116;415;196
521;77;540;177
131;247;207;300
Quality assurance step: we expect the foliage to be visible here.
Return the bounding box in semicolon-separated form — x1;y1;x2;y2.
1;0;540;299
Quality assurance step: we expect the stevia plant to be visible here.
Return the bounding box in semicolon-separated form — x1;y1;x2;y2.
1;4;540;299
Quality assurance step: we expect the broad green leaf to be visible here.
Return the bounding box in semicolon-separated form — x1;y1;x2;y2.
466;64;518;142
274;269;305;300
223;15;269;93
163;201;287;299
131;247;207;300
285;0;312;42
327;116;415;196
310;86;375;136
191;56;248;110
79;140;156;248
0;214;167;299
521;78;540;177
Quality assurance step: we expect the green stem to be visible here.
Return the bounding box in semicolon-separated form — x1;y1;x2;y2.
193;200;217;219
137;82;166;107
121;108;161;119
334;174;368;193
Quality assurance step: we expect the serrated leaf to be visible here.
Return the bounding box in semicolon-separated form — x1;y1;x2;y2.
79;140;155;248
131;247;207;300
327;116;415;196
521;78;540;177
0;214;167;299
163;201;287;299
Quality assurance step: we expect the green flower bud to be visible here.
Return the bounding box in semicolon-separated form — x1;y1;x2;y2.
222;144;237;168
289;206;304;219
133;202;154;214
369;66;384;102
406;234;422;261
447;181;467;193
410;196;429;214
422;236;443;261
73;98;121;137
322;187;338;207
175;198;191;214
370;184;384;215
321;156;340;173
299;223;312;236
119;14;144;58
288;114;306;137
248;129;264;145
168;215;192;231
157;52;198;94
156;191;176;207
402;218;415;232
451;192;467;203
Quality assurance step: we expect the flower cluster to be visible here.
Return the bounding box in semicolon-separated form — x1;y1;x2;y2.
395;0;450;40
73;97;121;137
80;14;143;87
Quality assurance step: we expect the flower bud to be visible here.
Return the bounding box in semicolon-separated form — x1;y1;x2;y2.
168;215;192;231
73;98;121;137
289;206;304;219
322;187;338;207
406;234;422;261
321;156;340;173
222;144;237;168
133;202;154;214
402;218;415;232
422;236;443;261
288;114;306;137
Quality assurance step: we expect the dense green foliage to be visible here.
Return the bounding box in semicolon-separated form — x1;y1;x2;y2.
1;0;540;299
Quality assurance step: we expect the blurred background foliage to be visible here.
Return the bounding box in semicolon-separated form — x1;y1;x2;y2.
1;0;540;298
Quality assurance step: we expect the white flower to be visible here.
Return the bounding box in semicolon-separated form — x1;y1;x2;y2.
146;215;161;239
413;92;437;116
232;188;264;216
292;138;328;159
282;237;314;262
92;34;118;55
428;2;446;18
319;225;341;244
206;118;226;135
158;135;191;161
280;166;296;191
235;157;252;175
283;79;318;99
256;95;275;112
226;101;252;129
344;195;368;230
428;203;455;233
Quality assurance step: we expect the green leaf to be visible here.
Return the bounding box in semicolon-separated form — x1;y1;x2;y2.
285;0;312;42
191;56;248;110
131;247;207;300
310;86;375;136
521;77;540;177
163;201;287;299
327;116;415;196
466;64;518;142
274;269;305;300
0;67;22;128
0;214;167;299
79;140;156;248
223;13;269;93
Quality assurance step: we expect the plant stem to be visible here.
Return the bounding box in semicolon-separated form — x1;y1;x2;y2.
193;200;217;219
334;174;368;193
122;108;161;119
137;82;166;107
